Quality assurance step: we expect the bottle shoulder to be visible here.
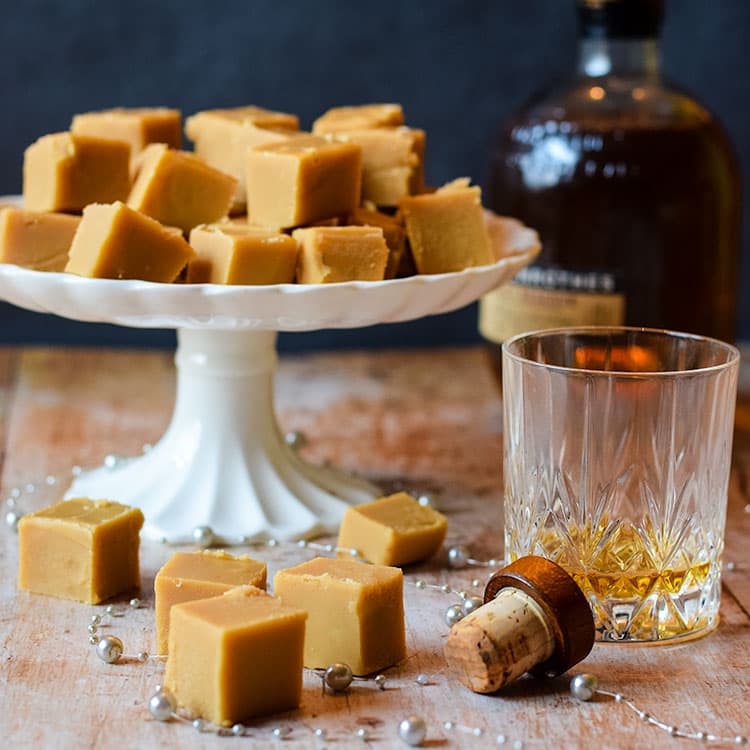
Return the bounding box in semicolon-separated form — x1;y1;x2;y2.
510;76;716;132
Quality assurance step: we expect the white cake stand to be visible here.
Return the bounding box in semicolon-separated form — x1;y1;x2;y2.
0;208;539;542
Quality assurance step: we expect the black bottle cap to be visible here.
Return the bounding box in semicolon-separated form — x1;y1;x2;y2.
577;0;664;39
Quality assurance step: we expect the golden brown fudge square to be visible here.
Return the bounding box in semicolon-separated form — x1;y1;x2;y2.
335;127;425;205
23;132;130;212
293;225;388;283
71;107;182;164
349;207;406;279
17;498;144;604
273;557;405;675
398;179;493;274
0;207;80;271
165;586;306;724
313;103;404;133
337;492;448;566
128;143;237;232
155;550;267;654
65;201;195;281
186;224;298;284
185;106;299;211
245;134;361;228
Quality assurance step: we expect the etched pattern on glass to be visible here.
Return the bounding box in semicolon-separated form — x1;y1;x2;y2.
503;332;738;643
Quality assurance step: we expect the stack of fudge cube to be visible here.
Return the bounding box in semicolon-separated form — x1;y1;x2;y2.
2;104;495;283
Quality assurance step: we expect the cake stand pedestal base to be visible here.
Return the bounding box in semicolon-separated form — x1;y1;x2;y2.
65;328;380;542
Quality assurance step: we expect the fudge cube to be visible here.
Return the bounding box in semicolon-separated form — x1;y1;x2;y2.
0;207;80;271
17;498;143;604
335;127;425;205
165;587;306;724
398;179;493;274
293;225;388;283
337;492;448;566
246;134;361;228
313;103;404;133
273;557;405;675
348;207;406;279
186;224;298;285
128;143;237;232
71;107;182;166
185;106;299;211
155;550;267;654
23;132;130;212
65;201;195;282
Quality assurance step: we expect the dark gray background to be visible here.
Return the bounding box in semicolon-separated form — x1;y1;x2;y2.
1;0;748;351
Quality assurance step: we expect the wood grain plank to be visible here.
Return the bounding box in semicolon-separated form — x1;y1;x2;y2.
1;346;748;750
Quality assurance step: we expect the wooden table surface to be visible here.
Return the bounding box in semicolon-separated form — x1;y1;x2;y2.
1;345;748;749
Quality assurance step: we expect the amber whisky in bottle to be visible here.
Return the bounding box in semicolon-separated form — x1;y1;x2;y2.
480;0;740;351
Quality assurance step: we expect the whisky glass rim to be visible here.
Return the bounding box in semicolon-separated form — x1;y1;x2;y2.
502;325;740;378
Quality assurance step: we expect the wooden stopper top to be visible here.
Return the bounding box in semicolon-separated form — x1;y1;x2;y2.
484;555;595;677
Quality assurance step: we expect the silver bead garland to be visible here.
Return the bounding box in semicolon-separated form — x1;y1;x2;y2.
5;462;746;747
571;673;750;745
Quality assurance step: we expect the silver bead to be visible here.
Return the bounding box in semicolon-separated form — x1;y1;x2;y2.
87;623;98;635
96;635;123;664
447;545;469;569
325;662;353;691
232;724;244;736
488;558;501;567
440;584;451;594
285;430;308;450
103;454;120;469
45;475;57;486
148;689;176;721
398;716;427;746
736;737;748;745
355;727;369;740
5;497;15;509
192;525;215;548
129;597;141;609
727;561;737;572
417;494;434;508
570;673;598;701
415;579;426;589
267;538;279;547
473;727;484;736
444;603;464;628
472;578;482;588
273;726;291;738
105;604;114;614
24;483;36;494
91;614;101;625
71;465;82;476
513;741;524;750
314;727;327;739
88;635;99;645
297;539;308;548
462;596;484;615
415;673;429;686
374;674;386;690
497;734;507;745
9;487;21;498
443;721;454;731
137;651;149;662
614;693;623;702
193;718;205;732
4;510;21;532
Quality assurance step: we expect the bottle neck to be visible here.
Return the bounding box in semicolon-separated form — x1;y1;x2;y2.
577;38;661;81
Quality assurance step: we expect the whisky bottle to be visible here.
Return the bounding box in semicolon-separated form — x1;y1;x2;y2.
480;0;740;350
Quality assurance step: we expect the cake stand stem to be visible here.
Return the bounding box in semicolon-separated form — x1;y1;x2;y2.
66;328;380;542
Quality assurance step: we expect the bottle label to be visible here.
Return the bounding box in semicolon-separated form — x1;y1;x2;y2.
479;266;626;343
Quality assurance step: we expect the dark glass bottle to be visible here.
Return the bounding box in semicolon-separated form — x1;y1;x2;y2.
480;0;740;350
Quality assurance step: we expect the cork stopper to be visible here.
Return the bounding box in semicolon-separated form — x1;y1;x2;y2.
444;556;595;694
